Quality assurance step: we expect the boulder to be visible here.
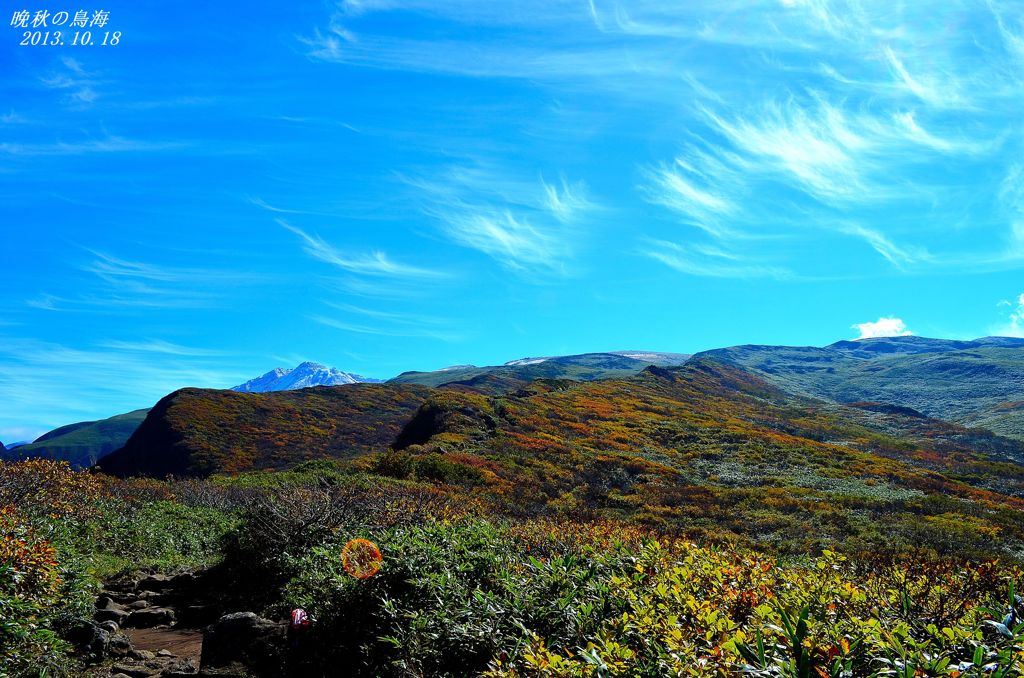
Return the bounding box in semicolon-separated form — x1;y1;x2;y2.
110;663;159;678
125;606;177;628
96;594;123;610
200;612;287;677
137;573;176;592
107;633;134;657
95;607;130;625
98;620;120;634
64;619;110;659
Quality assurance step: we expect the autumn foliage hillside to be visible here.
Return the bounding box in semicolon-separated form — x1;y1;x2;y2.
94;359;1024;559
98;383;430;477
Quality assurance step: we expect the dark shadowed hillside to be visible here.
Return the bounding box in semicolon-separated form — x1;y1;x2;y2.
98;384;430;477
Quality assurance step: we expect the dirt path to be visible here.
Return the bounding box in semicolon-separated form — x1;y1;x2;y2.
126;628;203;662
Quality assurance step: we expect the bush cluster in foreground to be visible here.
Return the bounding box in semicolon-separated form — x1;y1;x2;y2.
2;460;1024;677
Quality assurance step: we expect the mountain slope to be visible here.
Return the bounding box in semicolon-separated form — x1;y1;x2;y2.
98;383;430;477
389;352;689;392
232;361;382;392
1;409;151;469
94;356;1024;555
697;337;1024;439
380;359;1024;553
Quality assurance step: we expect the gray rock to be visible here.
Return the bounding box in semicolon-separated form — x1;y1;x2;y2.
162;658;199;676
98;619;120;634
108;633;134;657
96;594;126;611
130;649;157;660
137;573;175;592
96;607;130;625
125;607;177;628
128;599;153;610
64;619;110;658
110;663;160;678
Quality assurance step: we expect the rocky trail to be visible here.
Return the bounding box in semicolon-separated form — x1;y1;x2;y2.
75;570;289;677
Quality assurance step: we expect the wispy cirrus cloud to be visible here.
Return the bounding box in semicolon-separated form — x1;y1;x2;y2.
642;159;739;239
274;213;458;341
0;136;185;156
97;339;228;357
27;250;262;313
309;314;461;341
1;110;26;124
278;219;443;278
404;164;591;275
838;224;932;269
883;47;966;110
542;176;593;223
442;211;564;273
40;56;99;107
642;239;793;280
642;86;1005;277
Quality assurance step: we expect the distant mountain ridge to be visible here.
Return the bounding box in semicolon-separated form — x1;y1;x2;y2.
1;409;151;469
697;335;1024;439
390;351;692;391
10;338;1024;470
502;351;690;368
231;361;383;392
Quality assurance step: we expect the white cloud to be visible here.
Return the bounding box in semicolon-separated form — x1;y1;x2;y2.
702;99;875;206
884;47;964;109
27;251;258;313
0;136;184;156
840;224;931;268
642;161;736;238
279;220;443;278
309;314;460;341
443;211;565;272
301;0;1024;281
98;339;227;357
542;176;592;223
404;165;581;275
852;316;912;339
993;293;1024;337
643;240;792;279
40;57;100;107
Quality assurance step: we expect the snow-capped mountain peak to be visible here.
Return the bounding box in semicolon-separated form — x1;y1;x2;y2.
231;361;382;392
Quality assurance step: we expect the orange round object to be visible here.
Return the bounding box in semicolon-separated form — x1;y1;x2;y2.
341;538;382;579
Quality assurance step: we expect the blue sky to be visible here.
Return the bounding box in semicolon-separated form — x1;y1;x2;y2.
3;0;1024;440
